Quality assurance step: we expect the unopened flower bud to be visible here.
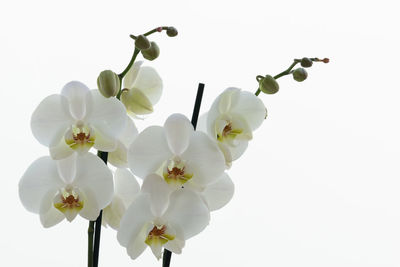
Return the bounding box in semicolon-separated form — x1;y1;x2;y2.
135;35;151;50
300;57;313;68
166;27;178;37
259;75;279;94
97;70;120;98
292;68;308;82
120;88;154;115
141;41;160;61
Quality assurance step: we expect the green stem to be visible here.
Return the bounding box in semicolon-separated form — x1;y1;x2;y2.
118;48;140;80
88;221;95;267
143;26;168;36
254;60;300;96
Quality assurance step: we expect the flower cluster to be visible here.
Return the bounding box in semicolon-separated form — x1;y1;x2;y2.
18;26;326;265
19;65;266;261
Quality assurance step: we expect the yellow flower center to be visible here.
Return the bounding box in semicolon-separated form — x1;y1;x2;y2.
163;159;193;185
145;225;175;246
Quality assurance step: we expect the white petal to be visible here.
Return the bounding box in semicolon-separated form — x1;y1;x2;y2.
118;193;154;247
163;225;185;254
218;87;240;114
86;90;127;139
230;90;266;130
19;157;64;213
132;66;163;105
202;173;234;211
229;139;249;161
103;196;125;230
79;188;101;221
123;61;143;89
182;132;225;186
114;168;140;207
72;153;114;212
128;126;172;179
61;81;92;120
119;117;139;147
126;223;149;260
164;114;193;155
217;142;233;168
40;205;65;228
108;141;128;168
31;94;72;147
141;174;172;217
56;153;77;184
49;138;74;160
163;190;210;240
93;127;118;152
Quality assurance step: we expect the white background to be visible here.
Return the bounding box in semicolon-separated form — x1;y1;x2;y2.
1;0;399;266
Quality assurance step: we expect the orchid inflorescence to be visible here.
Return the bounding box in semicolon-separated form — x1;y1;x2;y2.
18;26;328;266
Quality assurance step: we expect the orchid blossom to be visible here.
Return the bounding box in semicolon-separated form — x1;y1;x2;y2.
19;153;113;227
205;87;266;166
117;177;210;260
128;113;226;190
31;81;127;160
121;61;163;117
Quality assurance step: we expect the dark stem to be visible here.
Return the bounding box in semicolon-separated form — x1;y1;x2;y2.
92;151;108;267
162;83;205;267
88;221;95;267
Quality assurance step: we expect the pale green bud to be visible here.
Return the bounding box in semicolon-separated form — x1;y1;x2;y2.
166;27;178;37
300;57;313;68
97;70;120;98
259;75;279;94
292;68;308;82
120;88;154;115
135;35;151;50
141;42;160;61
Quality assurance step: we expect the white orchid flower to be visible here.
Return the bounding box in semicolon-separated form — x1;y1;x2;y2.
117;177;210;260
205;87;266;166
121;61;163;117
102;168;140;230
19;153;113;228
128;113;225;190
31;81;127;160
108;117;139;168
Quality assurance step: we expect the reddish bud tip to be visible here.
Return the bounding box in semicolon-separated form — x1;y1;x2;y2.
322;58;330;63
156;27;163;32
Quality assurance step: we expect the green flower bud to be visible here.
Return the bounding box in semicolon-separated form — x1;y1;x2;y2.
97;70;120;98
166;27;178;37
292;68;308;82
141;41;160;61
259;75;279;94
300;57;313;68
135;35;151;50
120;88;154;115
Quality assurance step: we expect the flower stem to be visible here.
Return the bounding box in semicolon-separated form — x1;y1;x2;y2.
118;48;140;81
254;57;329;96
162;83;205;267
91;151;108;267
88;221;95;267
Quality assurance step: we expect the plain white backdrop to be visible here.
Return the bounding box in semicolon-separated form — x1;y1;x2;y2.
1;0;399;266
